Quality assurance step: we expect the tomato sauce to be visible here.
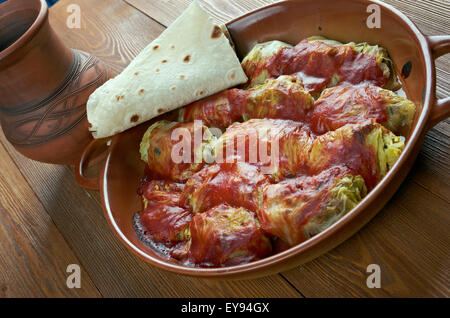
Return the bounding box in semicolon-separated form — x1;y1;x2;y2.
309;85;388;134
138;180;192;246
259;166;356;245
181;76;313;129
186;204;272;267
308;121;381;190
181;89;248;129
264;40;388;94
181;162;272;213
145;122;213;182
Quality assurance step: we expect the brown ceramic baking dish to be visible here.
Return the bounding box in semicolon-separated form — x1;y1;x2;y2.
76;0;450;279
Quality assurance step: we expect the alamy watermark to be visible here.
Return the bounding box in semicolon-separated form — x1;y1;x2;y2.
366;4;381;29
66;264;81;289
366;264;381;288
66;4;81;29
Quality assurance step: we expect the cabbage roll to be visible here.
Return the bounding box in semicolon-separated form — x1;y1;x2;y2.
140;121;217;181
307;36;399;91
258;166;366;245
181;162;270;213
179;75;314;129
309;121;405;189
310;84;415;135
242;36;399;95
241;40;293;88
187;204;272;267
139;180;192;246
214;119;314;179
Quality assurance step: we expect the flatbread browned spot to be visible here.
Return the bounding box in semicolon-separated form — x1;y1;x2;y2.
116;95;125;101
171;87;176;91
130;114;140;122
183;55;191;63
162;59;168;63
171;45;175;49
157;108;165;114
134;72;139;76
211;25;222;39
138;89;145;95
179;75;185;80
156;68;160;72
153;45;159;50
230;72;235;80
198;90;205;96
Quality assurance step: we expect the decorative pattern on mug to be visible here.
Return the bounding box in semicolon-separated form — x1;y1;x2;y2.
1;50;108;147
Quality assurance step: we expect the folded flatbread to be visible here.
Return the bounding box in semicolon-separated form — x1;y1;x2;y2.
87;1;248;138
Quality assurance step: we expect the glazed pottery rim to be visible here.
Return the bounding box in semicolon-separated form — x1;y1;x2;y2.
0;0;48;61
101;0;434;277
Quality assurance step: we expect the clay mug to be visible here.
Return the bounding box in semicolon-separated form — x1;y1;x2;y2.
0;0;108;165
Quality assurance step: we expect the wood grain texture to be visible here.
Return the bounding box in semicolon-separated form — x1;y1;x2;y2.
124;0;450;297
0;0;447;297
126;0;280;25
0;141;100;298
282;176;450;297
50;0;166;76
0;0;302;298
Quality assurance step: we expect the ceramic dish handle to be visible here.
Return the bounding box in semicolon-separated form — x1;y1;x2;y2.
427;35;450;129
75;138;109;191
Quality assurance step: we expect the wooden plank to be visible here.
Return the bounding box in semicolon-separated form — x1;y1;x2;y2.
50;0;165;75
0;0;303;297
282;176;450;297
126;0;279;26
412;121;450;203
0;142;100;297
382;0;450;36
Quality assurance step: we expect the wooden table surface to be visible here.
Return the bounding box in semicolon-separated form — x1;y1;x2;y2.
0;0;448;298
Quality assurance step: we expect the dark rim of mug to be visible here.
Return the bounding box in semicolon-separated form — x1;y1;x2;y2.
0;0;48;60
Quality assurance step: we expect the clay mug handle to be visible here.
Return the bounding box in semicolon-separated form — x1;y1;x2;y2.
75;138;110;191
